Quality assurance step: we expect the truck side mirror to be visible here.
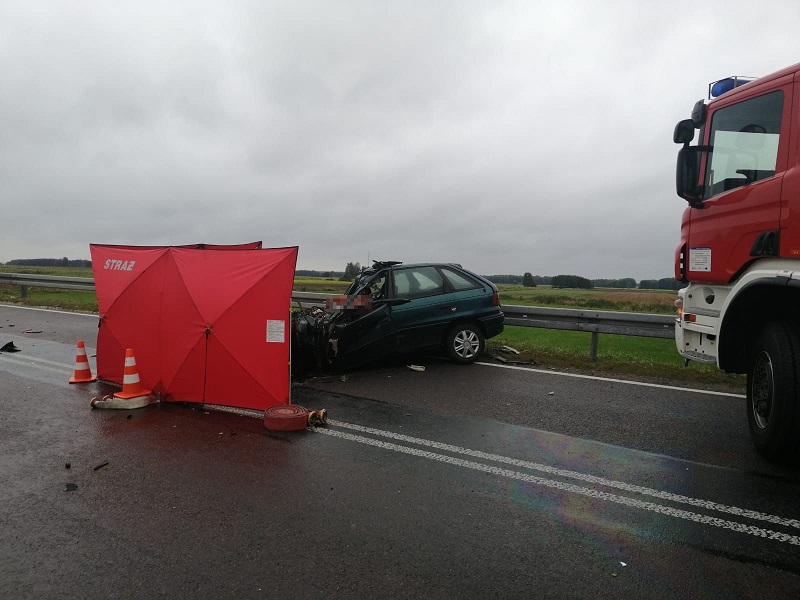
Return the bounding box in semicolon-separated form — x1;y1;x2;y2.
676;146;704;207
673;119;695;144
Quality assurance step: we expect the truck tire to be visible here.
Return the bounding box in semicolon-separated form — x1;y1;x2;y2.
445;323;484;364
746;322;800;462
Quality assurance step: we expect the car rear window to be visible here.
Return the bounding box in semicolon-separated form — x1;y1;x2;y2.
440;267;481;291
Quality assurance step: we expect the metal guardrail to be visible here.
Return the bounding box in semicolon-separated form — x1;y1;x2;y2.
0;272;95;298
1;274;676;360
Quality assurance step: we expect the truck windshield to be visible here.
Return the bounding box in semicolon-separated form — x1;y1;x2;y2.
704;90;783;198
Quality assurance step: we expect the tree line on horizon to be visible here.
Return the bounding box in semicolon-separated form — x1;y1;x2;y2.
1;258;685;291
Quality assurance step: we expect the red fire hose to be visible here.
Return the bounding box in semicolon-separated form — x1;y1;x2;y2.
263;405;310;431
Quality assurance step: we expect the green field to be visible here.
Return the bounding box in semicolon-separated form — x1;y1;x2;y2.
0;269;743;390
495;283;677;314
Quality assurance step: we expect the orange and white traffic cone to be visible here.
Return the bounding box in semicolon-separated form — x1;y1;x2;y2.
90;348;154;410
69;340;97;383
113;348;151;399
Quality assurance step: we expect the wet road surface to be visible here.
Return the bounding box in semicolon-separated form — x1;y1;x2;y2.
1;305;799;599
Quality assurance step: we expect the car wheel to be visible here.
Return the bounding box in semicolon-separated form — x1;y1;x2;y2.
445;323;484;364
746;322;800;462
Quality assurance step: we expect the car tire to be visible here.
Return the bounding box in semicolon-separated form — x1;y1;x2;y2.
445;323;484;365
746;322;800;462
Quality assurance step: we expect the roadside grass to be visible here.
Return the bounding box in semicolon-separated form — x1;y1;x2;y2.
0;287;98;312
487;326;745;392
0;270;743;390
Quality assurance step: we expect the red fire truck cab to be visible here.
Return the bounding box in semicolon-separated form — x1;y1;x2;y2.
673;62;800;462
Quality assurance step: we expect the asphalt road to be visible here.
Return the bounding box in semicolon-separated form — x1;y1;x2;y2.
1;304;799;599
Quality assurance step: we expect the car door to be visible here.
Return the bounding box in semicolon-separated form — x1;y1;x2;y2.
389;266;466;351
333;270;396;367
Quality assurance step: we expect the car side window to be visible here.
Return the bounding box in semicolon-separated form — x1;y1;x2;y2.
393;267;445;299
440;267;480;291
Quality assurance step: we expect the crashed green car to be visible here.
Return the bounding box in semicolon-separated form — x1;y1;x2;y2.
292;261;504;372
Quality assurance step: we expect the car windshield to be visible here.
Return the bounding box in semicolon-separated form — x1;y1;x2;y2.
346;271;386;300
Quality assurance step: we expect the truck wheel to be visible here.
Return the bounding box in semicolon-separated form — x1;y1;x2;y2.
445;324;484;364
747;322;800;462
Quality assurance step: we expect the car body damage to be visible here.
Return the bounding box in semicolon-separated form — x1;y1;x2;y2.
291;261;504;373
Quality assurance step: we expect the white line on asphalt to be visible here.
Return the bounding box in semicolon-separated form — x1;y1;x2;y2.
328;420;799;530
477;361;746;398
1;304;743;397
0;353;74;375
0;304;97;317
315;427;800;545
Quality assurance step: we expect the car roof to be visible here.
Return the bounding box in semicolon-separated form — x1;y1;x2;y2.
367;261;464;271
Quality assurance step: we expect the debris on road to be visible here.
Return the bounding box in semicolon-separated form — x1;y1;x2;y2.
500;345;521;355
22;329;42;334
407;364;425;372
491;353;539;366
64;483;78;492
0;341;21;352
93;461;110;471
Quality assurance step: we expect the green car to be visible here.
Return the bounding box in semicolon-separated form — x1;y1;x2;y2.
293;261;504;371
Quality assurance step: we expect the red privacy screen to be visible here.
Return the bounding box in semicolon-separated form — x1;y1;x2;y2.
91;243;298;410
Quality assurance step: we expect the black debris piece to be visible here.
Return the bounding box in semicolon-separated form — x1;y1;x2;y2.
0;341;21;352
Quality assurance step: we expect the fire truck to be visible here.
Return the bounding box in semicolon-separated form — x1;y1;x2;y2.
672;62;800;461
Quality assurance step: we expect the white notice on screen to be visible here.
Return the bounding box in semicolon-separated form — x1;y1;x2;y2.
266;320;285;343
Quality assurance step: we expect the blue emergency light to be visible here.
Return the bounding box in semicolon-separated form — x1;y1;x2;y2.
709;76;756;99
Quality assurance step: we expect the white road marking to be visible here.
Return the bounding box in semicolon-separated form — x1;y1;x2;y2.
315;426;800;545
328;420;799;530
478;361;746;398
0;353;74;375
1;303;743;398
0;304;97;317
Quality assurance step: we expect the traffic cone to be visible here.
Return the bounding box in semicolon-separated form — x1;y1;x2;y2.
69;340;97;383
113;348;151;399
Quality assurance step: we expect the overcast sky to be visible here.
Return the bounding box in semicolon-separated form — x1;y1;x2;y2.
2;1;799;279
